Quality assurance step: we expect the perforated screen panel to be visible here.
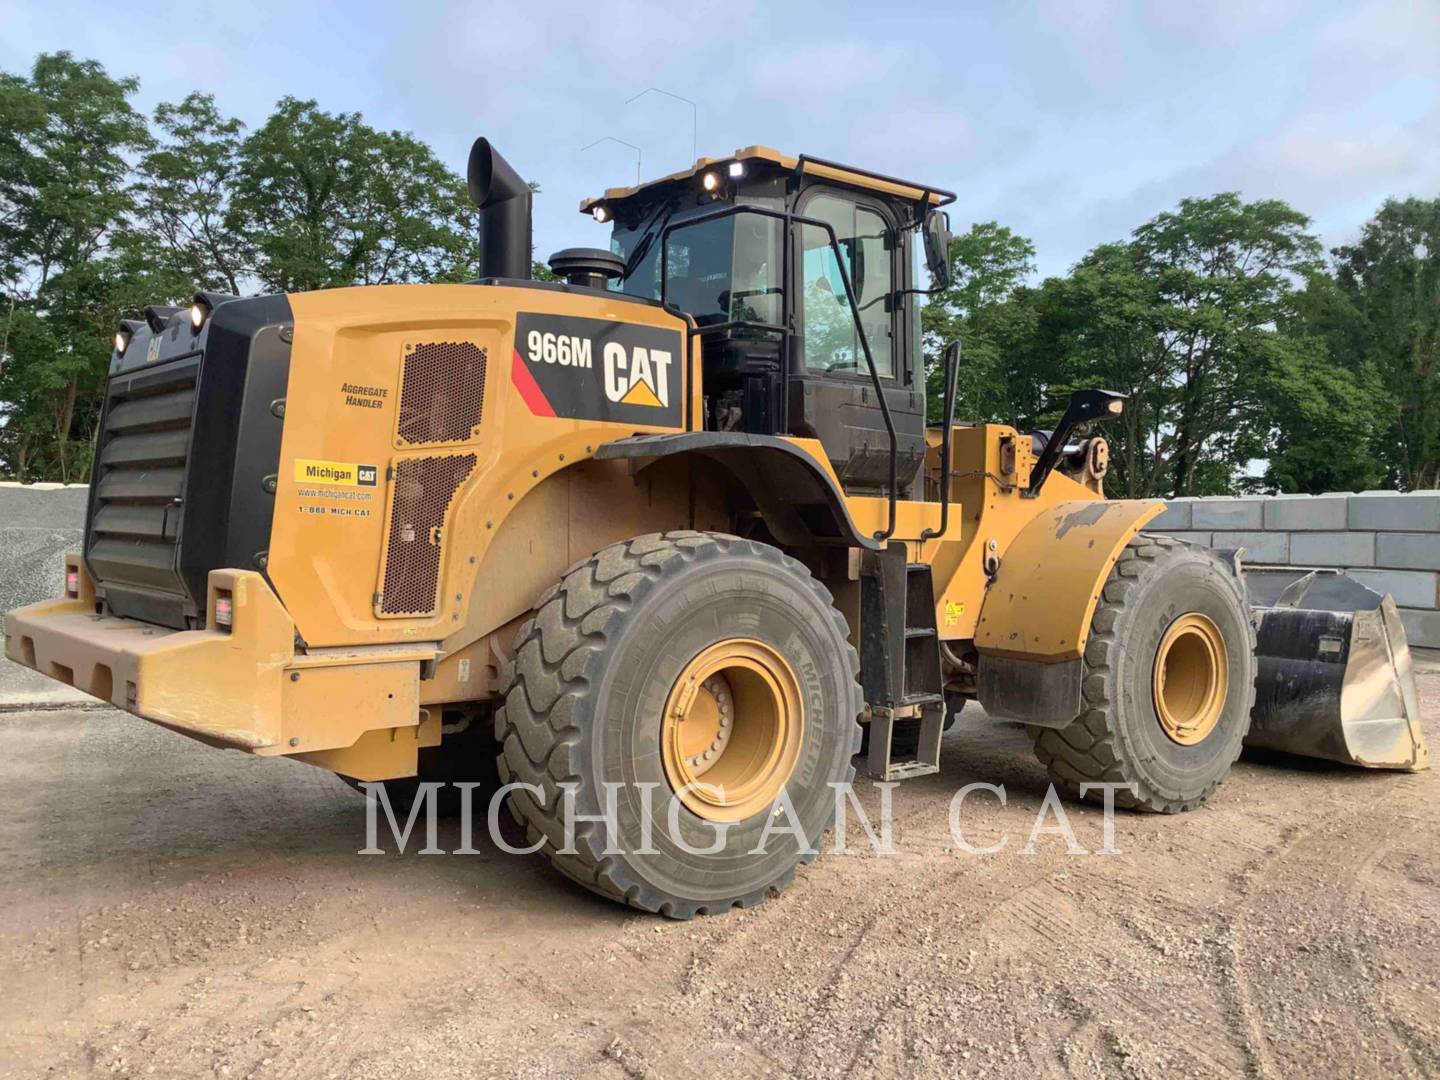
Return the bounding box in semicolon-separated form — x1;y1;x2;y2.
396;341;487;446
377;453;477;616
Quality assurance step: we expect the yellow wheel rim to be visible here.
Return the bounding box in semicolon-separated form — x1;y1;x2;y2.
1153;613;1229;746
660;639;803;822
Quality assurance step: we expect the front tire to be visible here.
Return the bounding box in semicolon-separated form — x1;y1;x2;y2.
1031;534;1257;813
496;531;863;917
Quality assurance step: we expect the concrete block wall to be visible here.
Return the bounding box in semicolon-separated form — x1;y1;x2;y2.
1150;491;1440;648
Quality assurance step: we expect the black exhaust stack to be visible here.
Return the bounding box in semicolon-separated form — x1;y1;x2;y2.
467;138;532;281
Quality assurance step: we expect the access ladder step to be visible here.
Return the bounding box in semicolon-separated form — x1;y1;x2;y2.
859;546;947;781
901;560;943;703
886;760;941;781
865;704;944;782
899;692;943;708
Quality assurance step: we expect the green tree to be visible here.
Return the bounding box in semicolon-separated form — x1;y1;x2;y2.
231;97;476;292
1255;271;1390;493
0;53;153;482
1328;197;1440;489
990;196;1324;498
1021;244;1171;497
0;52;149;290
920;221;1037;422
1130;193;1322;495
136;92;250;294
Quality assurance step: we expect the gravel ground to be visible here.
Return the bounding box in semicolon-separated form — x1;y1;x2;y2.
0;679;1436;1079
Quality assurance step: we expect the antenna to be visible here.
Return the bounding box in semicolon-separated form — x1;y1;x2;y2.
624;87;697;165
580;136;643;184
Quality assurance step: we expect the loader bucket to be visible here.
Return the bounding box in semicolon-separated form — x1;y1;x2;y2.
1244;567;1429;771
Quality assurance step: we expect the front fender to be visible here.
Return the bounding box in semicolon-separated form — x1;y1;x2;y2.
976;498;1165;663
972;498;1163;727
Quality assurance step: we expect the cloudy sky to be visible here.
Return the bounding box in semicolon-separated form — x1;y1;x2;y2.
3;0;1437;279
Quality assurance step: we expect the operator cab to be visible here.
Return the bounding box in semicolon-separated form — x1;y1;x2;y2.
576;148;954;496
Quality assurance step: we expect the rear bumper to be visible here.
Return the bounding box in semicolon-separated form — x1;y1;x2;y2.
4;555;439;779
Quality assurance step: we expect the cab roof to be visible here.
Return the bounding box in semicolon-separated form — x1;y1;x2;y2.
578;146;953;214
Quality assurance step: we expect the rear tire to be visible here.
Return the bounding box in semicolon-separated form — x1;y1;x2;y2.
496;531;863;917
1030;534;1257;813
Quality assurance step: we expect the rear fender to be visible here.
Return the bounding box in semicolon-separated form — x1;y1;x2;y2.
593;432;880;550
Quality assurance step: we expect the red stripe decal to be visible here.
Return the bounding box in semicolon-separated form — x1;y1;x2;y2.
511;348;556;417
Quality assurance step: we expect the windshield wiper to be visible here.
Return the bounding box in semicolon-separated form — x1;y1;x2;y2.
621;201;675;283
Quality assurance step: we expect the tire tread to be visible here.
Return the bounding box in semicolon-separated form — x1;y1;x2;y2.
496;531;863;917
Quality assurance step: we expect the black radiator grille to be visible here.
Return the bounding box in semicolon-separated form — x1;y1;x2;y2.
86;357;200;603
82;295;294;631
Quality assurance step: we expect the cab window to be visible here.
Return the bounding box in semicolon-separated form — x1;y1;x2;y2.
800;194;893;378
610;212;781;329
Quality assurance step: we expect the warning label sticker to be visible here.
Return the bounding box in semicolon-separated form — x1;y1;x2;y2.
293;459;378;487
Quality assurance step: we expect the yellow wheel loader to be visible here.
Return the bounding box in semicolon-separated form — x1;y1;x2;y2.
5;140;1428;917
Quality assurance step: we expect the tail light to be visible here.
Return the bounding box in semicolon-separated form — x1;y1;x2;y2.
65;568;80;598
214;591;234;631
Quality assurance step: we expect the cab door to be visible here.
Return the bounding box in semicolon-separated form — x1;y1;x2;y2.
788;188;926;493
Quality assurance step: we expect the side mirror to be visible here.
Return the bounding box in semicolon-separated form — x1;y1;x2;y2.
923;209;952;291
